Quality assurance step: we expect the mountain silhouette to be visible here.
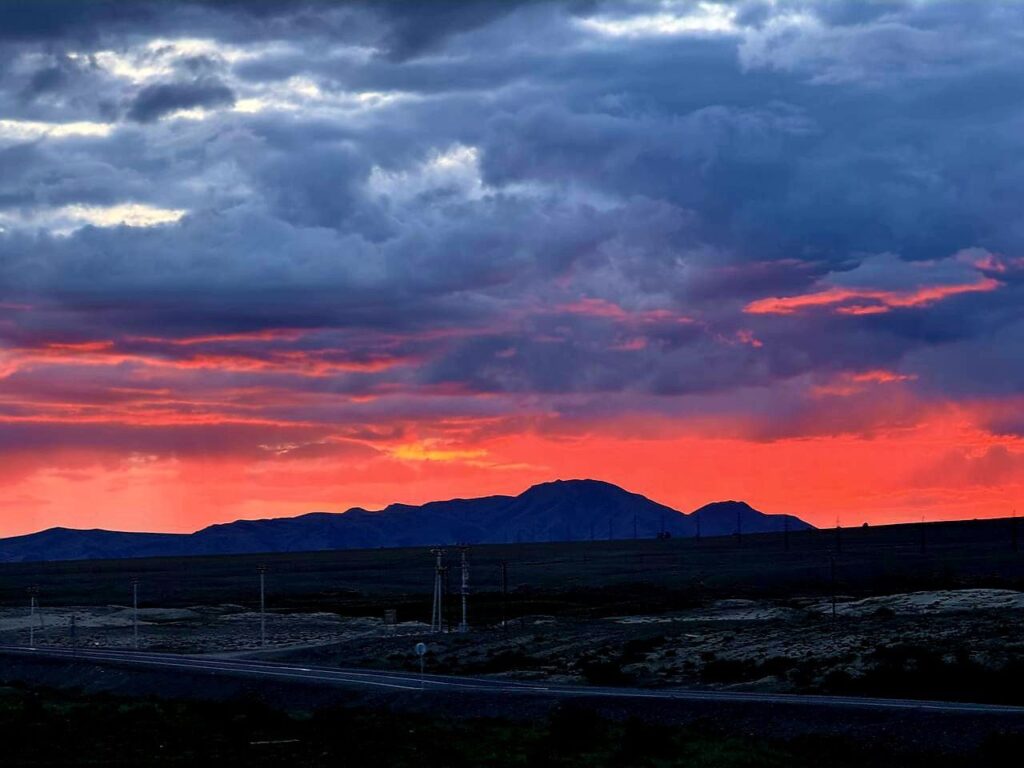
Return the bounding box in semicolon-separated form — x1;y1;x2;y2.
0;479;812;563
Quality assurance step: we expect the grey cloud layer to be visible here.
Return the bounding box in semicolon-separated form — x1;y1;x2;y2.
1;0;1023;442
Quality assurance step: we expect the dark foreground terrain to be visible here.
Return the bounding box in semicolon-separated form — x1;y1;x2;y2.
1;516;1023;617
2;518;1023;764
1;682;1022;768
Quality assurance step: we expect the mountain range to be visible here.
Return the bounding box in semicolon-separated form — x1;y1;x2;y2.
0;479;813;563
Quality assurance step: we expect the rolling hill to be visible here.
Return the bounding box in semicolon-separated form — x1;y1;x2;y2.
0;479;812;563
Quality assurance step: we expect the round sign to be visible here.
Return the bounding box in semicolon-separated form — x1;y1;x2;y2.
415;642;427;656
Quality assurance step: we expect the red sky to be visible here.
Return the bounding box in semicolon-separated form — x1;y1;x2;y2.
3;4;1024;538
1;335;1022;537
1;261;1022;538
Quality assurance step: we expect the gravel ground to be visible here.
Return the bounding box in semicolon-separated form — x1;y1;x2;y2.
5;588;1024;703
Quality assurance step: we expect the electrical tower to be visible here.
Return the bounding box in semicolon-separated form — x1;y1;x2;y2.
430;549;445;633
131;579;140;649
28;586;39;649
499;559;508;630
257;564;267;647
458;547;469;633
829;553;837;621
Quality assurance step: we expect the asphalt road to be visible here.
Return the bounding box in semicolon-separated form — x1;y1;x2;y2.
2;645;1024;715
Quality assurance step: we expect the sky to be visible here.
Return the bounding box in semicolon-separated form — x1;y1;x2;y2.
1;0;1023;536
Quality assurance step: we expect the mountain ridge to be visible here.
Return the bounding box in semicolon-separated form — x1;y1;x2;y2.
0;479;813;563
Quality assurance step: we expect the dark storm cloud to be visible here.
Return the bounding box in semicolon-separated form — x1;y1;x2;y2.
0;0;155;41
1;0;1023;452
127;77;235;122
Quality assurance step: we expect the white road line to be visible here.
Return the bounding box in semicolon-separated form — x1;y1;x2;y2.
2;645;1023;714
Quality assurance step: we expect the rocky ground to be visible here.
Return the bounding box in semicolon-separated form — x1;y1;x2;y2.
6;587;1023;703
245;588;1023;701
0;603;428;653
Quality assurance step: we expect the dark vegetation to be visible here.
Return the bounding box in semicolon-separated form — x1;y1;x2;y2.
0;518;1022;624
1;684;1020;768
823;645;1024;705
4;517;1024;709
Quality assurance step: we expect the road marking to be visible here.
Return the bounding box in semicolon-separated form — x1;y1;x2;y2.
2;646;1023;714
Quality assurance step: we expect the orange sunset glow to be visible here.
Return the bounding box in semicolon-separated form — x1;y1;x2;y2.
2;0;1023;541
2;324;1023;537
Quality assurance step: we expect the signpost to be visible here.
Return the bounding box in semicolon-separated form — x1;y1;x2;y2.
415;642;427;689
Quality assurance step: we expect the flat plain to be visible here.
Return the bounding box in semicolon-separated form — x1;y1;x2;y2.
3;517;1024;705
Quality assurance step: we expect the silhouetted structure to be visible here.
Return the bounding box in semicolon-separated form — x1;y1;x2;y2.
458;547;469;633
430;549;445;633
131;578;140;649
499;559;508;630
257;564;267;647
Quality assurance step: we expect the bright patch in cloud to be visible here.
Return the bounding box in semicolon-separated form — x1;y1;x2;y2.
369;144;485;202
61;204;187;228
579;2;738;38
0;204;186;234
82;39;279;85
813;369;918;397
745;277;1001;315
0;119;113;141
389;440;489;464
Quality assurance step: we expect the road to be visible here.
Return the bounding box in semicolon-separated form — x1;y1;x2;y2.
2;644;1023;715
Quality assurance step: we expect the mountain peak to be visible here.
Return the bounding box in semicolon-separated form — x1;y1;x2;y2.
692;500;757;515
523;478;625;494
0;480;813;563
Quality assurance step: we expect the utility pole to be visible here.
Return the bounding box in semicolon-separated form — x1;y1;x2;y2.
830;553;837;622
443;564;451;632
430;549;445;633
499;559;508;631
835;517;842;554
28;586;39;649
257;564;267;648
458;547;469;633
131;579;140;650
